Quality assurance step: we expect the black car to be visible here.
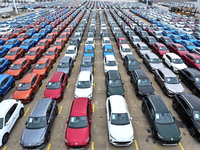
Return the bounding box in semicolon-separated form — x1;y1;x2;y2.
70;38;80;50
173;92;200;141
192;32;200;40
130;69;154;99
142;95;181;145
105;70;124;97
144;36;157;48
179;68;200;95
124;54;141;74
159;36;174;47
138;30;149;41
126;31;136;41
134;26;143;35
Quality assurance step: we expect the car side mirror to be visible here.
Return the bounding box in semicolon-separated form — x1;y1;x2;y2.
66;120;69;124
130;117;132;121
89;119;91;123
173;116;176;121
25;121;28;125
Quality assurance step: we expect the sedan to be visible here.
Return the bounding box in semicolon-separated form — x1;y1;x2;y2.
53;39;65;52
169;43;189;59
17;33;30;43
3;39;21;49
135;42;151;57
159;36;174;47
0;58;10;73
25;47;42;63
152;43;170;58
169;35;182;43
44;47;59;63
4;47;25;62
45;33;56;44
25;28;37;37
179;40;196;52
184;53;200;71
36;39;50;52
31;33;43;44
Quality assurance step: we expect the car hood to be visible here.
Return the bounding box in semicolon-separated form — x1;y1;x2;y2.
108;86;124;95
32;69;45;75
110;123;133;141
13;90;31;99
156;123;180;141
138;85;154;95
21;127;46;146
56;68;69;74
75;87;92;98
140;50;151;55
172;63;187;69
44;88;61;99
128;65;141;72
80;67;93;73
5;55;16;60
6;69;21;76
150;63;164;69
66;127;89;144
165;83;184;93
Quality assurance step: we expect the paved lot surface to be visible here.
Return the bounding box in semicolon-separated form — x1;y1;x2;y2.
1;6;200;150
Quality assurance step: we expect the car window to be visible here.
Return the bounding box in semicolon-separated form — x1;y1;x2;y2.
31;76;37;86
179;95;192;115
185;71;194;80
87;101;90;121
22;60;27;67
61;74;65;84
147;100;154;117
1;77;9;88
158;70;164;79
166;55;172;62
46;102;53;121
46;59;50;66
5;104;18;124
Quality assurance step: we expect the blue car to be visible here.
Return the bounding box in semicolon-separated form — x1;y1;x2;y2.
162;30;172;37
179;40;196;52
31;33;43;44
169;35;182;43
84;45;95;58
3;39;21;49
194;40;200;47
0;74;15;101
26;28;37;37
0;39;4;46
103;45;114;57
181;34;197;42
167;26;177;33
39;28;48;38
40;21;47;28
20;39;35;52
172;30;186;36
45;25;53;33
0;46;9;57
0;58;10;73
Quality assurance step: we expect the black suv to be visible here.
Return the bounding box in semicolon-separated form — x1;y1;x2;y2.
179;68;200;96
105;70;124;97
142;95;181;145
124;54;141;74
173;92;200;141
130;69;154;99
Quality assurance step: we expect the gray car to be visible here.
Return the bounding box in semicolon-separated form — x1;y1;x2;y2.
135;42;151;58
154;68;184;97
130;36;142;48
56;56;73;76
80;56;94;74
143;52;164;72
20;98;58;149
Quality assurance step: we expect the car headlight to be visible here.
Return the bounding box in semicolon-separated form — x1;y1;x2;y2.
41;72;45;75
157;133;164;139
37;138;45;145
65;139;69;143
84;137;89;143
25;95;30;99
16;73;20;75
56;94;61;98
110;134;117;140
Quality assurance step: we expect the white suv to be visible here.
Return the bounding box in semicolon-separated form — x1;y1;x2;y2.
104;55;118;73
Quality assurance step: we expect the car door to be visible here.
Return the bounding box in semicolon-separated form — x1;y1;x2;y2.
156;70;165;87
61;74;66;91
1;77;10;94
31;75;38;93
144;54;150;67
106;98;111;133
165;55;172;67
182;71;194;89
46;102;54;133
144;99;154;127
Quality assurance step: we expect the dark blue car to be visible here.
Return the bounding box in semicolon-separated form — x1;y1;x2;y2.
181;34;197;42
162;30;172;37
31;33;43;44
26;28;37;37
0;74;15;101
0;58;10;73
20;39;35;52
0;39;4;46
3;39;21;49
0;46;9;57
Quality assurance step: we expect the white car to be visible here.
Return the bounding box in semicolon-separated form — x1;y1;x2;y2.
181;28;193;34
163;53;187;73
74;71;94;99
64;45;78;61
102;37;111;47
74;32;82;41
85;37;95;48
104;55;118;73
119;44;133;59
100;27;107;34
0;24;10;30
106;95;134;146
0;28;12;36
0;99;24;146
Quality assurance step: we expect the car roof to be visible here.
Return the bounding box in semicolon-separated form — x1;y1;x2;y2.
173;43;184;47
0;74;10;82
188;53;200;59
105;55;116;61
166;53;180;59
0;99;19;118
49;72;64;82
133;69;148;79
185;68;200;77
37;57;49;64
82;55;92;62
60;56;71;62
13;58;27;64
30;98;52;117
20;73;36;83
146;52;159;58
121;44;130;48
78;71;91;81
159;67;176;77
70;97;89;116
109;95;128;113
108;70;120;80
155;42;165;47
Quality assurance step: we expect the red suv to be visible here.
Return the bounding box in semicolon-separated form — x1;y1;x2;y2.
169;43;189;59
65;97;92;149
152;42;170;58
44;72;67;102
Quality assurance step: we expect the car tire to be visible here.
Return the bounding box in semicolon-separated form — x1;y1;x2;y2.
192;88;197;95
172;101;178;111
30;94;34;101
19;108;24;117
142;104;145;113
154;75;157;82
0;95;3;102
55;106;58;116
189;126;196;137
2;133;9;145
152;129;157;138
11;82;15;88
46;132;50;143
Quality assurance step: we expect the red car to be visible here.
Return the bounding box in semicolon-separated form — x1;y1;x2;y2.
64;28;72;36
117;37;127;48
25;47;42;63
17;33;30;42
152;43;170;58
44;72;67;101
45;33;56;44
184;53;200;70
36;39;50;52
13;28;24;37
33;25;42;32
44;47;59;63
29;22;37;28
57;24;65;31
169;43;189;59
145;27;154;35
65;97;92;148
4;47;25;62
52;28;61;37
59;32;69;43
1;33;16;42
53;39;65;52
50;22;57;28
22;25;31;32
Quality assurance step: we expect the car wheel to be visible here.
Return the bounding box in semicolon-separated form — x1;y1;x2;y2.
163;88;168;96
30;94;34;101
172;101;178;111
189;126;196;137
20;72;24;78
39;81;42;87
11;82;15;88
152;129;157;138
192;88;198;95
19;108;24;117
154;75;157;82
55;106;58;116
46;132;50;143
2;133;9;145
142;104;145;113
0;95;3;102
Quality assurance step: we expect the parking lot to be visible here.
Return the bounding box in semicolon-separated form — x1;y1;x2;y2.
1;1;200;150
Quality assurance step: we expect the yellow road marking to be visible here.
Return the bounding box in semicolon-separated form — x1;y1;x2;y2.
59;106;63;115
134;140;139;150
94;67;95;72
24;107;30;116
39;84;43;90
94;57;96;60
50;69;52;73
67;83;69;88
76;57;77;60
156;147;159;150
72;68;74;72
93;104;95;113
93;82;95;88
3;146;7;150
91;141;94;150
179;142;184;150
47;143;51;150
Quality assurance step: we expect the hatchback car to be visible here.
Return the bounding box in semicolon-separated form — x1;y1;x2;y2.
44;47;59;63
64;45;78;61
25;47;42;63
102;45;114;57
119;44;132;59
169;43;189;59
0;58;10;73
56;56;73;76
80;56;94;74
124;54;141;74
17;33;29;43
0;46;9;57
53;39;65;52
20;98;58;149
135;42;151;57
183;53;200;71
152;43;170;58
4;47;25;62
65;97;92;148
142;95;181;145
83;45;95;59
104;55;118;73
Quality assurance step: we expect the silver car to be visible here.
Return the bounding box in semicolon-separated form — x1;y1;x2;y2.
56;56;73;77
154;68;184;97
80;56;94;74
135;42;151;58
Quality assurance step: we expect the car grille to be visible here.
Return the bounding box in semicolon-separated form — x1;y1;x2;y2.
114;141;131;145
70;145;84;148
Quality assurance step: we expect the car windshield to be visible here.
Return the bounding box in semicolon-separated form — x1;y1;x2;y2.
150;58;161;63
7;51;16;55
77;81;90;88
26;117;46;129
54;42;61;46
58;62;69;68
187;42;195;46
165;77;179;84
149;38;156;42
60;35;66;38
5;41;13;45
172;59;183;64
35;63;45;69
106;61;116;66
178;47;187;51
193;111;200;121
27;51;36;56
47;82;60;89
141;46;149;50
104;40;110;43
123;48;131;52
17;83;30;91
86;41;93;44
46;35;52;39
18;35;24;38
155;113;174;124
21;42;29;46
111;113;130;125
104;48;113;52
0;118;3;129
119;40;126;44
195;59;200;64
135;38;141;42
81;62;92;67
68;116;88;129
37;42;44;46
159;46;168;51
108;79;122;87
46;51;54;56
70;41;76;45
66;50;74;54
10;64;21;70
138;79;151;86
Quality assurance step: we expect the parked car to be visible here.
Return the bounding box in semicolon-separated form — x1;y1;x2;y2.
44;47;59;63
104;55;118;73
31;33;43;44
65;45;78;61
179;40;196;52
135;42;150;57
0;58;10;73
169;43;189;59
102;45;114;57
152;43;170;58
20;39;35;52
3;39;21;49
25;47;42;63
143;36;157;48
159;36;174;47
56;56;73;77
119;44;132;59
4;47;25;62
183;53;200;71
80;56;94;74
124;54;141;74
